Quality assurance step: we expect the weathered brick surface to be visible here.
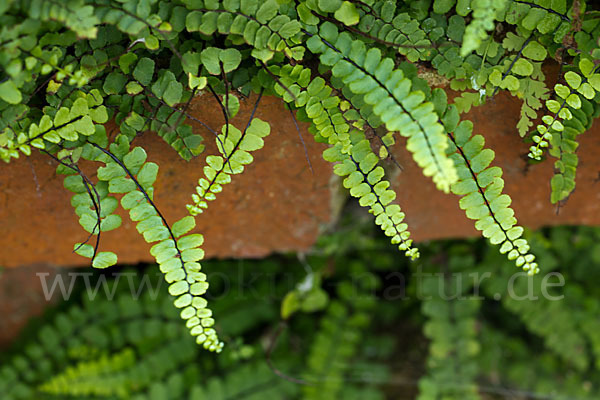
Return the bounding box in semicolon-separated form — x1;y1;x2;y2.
0;94;334;268
1;91;600;269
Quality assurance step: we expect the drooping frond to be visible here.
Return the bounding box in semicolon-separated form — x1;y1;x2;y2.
187;116;271;216
306;22;458;193
271;65;418;259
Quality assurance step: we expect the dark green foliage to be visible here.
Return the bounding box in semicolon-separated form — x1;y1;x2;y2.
0;232;395;400
302;263;379;400
417;253;481;400
413;225;600;399
4;224;600;399
469;226;600;399
0;265;296;399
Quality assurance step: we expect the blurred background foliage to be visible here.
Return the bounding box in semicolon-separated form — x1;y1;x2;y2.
2;202;600;400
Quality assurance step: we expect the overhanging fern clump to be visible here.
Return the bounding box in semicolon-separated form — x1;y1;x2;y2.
1;0;599;350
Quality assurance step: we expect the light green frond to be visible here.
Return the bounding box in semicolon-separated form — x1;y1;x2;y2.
187;117;271;216
307;23;458;193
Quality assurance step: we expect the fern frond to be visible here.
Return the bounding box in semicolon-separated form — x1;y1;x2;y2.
61;160;122;266
476;251;589;371
22;0;100;39
187;362;297;399
0;89;109;162
325;134;419;259
273;65;352;150
187;116;271;216
39;347;137;397
477;323;600;400
500;0;571;39
116;58;206;160
306;23;458;193
74;140;224;352
270;64;418;259
0;276;193;399
183;0;303;62
547;97;599;204
459;0;508;56
302;271;377;400
356;10;435;62
529;64;597;157
444;115;539;274
417;255;482;400
529;60;600;202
